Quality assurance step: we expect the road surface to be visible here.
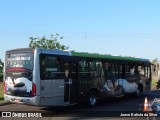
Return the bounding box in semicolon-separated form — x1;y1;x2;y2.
0;90;160;120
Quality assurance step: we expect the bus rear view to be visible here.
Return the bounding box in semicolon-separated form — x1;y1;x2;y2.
4;48;38;105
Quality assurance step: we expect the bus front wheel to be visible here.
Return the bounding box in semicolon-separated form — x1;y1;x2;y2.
87;91;98;107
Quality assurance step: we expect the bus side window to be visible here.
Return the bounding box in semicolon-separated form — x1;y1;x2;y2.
120;64;125;79
90;61;104;77
40;55;61;80
40;56;46;79
78;60;89;78
104;62;114;79
96;62;104;77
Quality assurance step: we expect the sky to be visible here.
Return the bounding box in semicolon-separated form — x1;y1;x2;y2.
0;0;160;61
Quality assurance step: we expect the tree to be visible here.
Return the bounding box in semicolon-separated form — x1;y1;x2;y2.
29;34;69;50
151;58;159;72
0;59;3;81
151;58;158;65
0;59;3;72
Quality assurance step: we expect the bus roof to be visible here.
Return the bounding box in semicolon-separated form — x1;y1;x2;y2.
6;48;150;63
71;51;150;63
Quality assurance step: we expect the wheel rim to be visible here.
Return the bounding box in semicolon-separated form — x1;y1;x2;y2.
90;94;96;106
120;87;125;96
136;89;140;96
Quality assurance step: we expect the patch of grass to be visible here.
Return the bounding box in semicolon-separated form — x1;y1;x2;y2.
0;82;4;103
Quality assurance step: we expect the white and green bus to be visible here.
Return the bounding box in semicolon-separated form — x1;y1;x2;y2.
4;48;151;107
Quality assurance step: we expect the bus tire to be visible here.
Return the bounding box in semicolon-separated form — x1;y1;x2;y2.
135;84;143;97
121;88;126;96
87;91;98;107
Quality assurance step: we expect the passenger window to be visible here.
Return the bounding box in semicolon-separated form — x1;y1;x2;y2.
78;60;89;77
40;55;61;80
104;62;125;79
90;60;104;77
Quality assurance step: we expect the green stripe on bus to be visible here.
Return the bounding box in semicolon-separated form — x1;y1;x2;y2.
71;51;149;62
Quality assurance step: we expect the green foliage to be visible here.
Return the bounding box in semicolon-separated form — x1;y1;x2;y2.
0;59;3;67
0;59;3;82
151;58;158;64
0;59;3;73
29;34;69;50
151;58;158;71
0;74;3;81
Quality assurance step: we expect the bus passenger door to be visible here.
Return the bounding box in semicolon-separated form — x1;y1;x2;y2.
64;62;77;104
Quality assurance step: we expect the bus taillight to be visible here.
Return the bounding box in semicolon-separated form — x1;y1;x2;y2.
3;82;6;94
31;83;36;97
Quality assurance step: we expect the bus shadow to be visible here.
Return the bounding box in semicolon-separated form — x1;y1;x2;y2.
41;94;145;117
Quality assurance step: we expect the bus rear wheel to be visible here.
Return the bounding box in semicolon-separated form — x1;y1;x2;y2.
135;84;143;97
87;91;98;107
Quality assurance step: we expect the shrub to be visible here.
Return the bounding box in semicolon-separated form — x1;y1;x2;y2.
0;73;3;82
